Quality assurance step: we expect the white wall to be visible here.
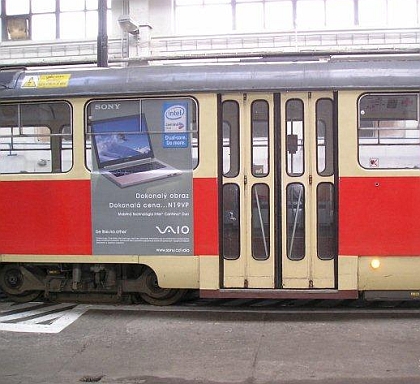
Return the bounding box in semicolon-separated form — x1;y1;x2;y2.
125;0;173;37
149;0;173;36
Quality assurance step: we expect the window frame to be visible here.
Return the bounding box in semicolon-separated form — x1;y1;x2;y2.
84;96;199;173
222;100;240;178
1;0;111;42
316;182;336;261
0;100;73;174
222;182;241;260
316;97;334;177
286;182;306;261
251;182;270;260
286;98;305;177
357;92;420;170
251;99;270;177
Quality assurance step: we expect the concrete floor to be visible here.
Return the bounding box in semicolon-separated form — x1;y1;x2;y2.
1;301;420;384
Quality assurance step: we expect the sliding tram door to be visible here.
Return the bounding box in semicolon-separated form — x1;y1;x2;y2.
220;92;337;290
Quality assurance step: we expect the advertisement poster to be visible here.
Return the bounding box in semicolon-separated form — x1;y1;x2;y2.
89;99;194;256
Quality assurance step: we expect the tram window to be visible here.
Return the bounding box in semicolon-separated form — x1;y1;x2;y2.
316;99;334;176
286;183;305;261
222;101;240;178
251;100;269;177
252;183;270;260
358;93;420;169
85;97;198;171
223;183;240;260
286;99;304;176
317;183;336;261
0;102;72;174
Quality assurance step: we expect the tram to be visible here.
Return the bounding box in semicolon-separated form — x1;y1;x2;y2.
1;56;420;305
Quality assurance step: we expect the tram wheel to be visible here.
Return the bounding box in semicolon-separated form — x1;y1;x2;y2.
0;264;42;303
138;268;186;306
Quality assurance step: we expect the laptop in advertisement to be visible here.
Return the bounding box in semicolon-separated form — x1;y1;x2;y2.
91;114;180;188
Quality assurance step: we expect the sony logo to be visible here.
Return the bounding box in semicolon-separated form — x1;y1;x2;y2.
155;225;190;235
94;103;121;110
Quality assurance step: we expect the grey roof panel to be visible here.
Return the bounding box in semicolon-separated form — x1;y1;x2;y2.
1;59;420;99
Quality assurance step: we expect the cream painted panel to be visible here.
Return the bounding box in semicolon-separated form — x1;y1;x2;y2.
338;256;358;290
199;256;220;290
193;94;218;179
359;257;420;290
143;256;199;288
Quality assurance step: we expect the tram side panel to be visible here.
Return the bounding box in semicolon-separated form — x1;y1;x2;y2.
0;179;92;255
4;85;420;300
0;179;218;257
0;95;219;256
338;91;420;295
0;100;92;256
0;94;220;302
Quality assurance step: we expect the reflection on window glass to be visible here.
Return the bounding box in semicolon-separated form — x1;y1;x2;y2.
358;93;420;169
286;99;304;176
222;101;240;178
252;100;269;177
316;98;334;176
286;183;305;261
317;183;336;260
223;184;240;260
252;184;270;260
0;102;73;173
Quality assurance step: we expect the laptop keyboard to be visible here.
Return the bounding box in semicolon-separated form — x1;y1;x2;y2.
111;162;166;177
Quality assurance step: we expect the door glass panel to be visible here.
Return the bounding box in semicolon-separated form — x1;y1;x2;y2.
286;183;305;260
252;100;269;177
316;98;334;176
223;183;240;260
252;183;270;260
222;101;240;177
286;99;304;176
317;183;336;260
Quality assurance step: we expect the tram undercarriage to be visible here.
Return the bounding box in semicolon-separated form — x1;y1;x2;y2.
0;263;186;305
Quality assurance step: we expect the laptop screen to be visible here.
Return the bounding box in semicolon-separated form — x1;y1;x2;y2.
91;115;154;168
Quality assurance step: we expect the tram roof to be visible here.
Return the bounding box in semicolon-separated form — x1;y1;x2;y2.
1;56;420;99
